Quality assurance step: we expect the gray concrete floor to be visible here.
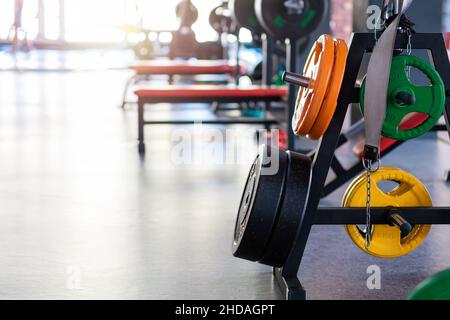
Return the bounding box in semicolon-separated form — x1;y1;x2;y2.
0;68;450;300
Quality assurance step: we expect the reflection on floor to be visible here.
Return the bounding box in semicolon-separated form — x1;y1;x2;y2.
0;68;449;300
0;49;134;72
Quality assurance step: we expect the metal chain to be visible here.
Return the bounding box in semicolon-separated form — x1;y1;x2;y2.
362;158;381;250
406;28;412;78
406;29;412;54
374;15;385;41
365;168;372;249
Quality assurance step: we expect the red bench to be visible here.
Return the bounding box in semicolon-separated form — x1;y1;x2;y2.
129;60;244;76
134;85;288;153
122;60;245;108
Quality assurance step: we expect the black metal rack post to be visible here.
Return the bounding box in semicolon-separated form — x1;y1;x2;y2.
286;38;300;151
262;34;274;87
273;32;450;300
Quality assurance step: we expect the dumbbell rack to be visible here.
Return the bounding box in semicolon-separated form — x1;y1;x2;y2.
275;32;450;300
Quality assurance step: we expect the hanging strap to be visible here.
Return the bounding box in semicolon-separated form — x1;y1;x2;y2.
363;0;414;162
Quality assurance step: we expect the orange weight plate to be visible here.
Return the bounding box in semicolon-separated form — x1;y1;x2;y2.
292;34;335;136
309;39;348;140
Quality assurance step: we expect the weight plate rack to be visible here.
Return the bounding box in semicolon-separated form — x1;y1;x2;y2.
268;32;450;300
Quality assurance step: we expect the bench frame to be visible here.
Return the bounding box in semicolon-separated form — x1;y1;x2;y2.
136;92;286;154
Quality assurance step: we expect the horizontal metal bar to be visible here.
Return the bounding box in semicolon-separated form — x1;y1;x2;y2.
139;97;285;104
431;124;448;132
283;71;310;88
315;207;450;225
144;119;279;125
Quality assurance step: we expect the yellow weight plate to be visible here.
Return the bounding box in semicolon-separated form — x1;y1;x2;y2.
343;167;432;258
292;34;335;136
342;173;366;206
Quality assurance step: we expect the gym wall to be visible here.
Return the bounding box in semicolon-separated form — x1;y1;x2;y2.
331;0;353;42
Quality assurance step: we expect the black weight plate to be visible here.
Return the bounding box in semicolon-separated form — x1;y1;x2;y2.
209;6;225;34
255;0;327;40
232;145;288;262
176;0;198;27
170;29;197;59
229;0;265;36
209;5;237;35
274;36;310;56
296;36;310;54
258;150;311;267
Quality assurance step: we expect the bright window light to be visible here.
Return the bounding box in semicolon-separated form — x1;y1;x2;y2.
0;0;228;43
0;0;14;39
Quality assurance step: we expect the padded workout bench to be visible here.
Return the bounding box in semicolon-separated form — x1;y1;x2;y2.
122;60;245;108
134;85;288;153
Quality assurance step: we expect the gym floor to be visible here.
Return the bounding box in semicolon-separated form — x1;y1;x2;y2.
1;64;450;300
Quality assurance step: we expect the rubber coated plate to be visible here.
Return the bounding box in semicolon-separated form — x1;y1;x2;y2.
229;0;264;36
360;55;445;141
343;167;432;259
232;145;288;262
259;151;312;267
309;38;348;140
255;0;327;40
292;34;335;136
408;269;450;300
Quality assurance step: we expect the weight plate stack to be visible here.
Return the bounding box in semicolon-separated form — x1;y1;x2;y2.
255;0;327;40
232;145;311;267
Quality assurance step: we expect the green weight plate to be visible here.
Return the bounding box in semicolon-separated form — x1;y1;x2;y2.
408;269;450;300
255;0;327;40
360;55;445;141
